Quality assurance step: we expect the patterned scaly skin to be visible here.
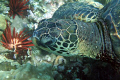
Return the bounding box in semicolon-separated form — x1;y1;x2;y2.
53;2;101;22
33;19;103;58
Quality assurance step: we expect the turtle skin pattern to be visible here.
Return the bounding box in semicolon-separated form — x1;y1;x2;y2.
33;0;120;59
33;18;103;58
53;2;101;22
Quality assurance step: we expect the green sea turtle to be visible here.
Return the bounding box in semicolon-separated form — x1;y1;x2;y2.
32;0;120;59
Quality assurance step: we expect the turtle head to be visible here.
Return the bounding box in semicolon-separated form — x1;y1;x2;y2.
32;19;79;56
33;31;56;46
32;19;58;51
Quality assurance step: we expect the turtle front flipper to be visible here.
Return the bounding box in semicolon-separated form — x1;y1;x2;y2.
52;2;102;22
100;0;120;59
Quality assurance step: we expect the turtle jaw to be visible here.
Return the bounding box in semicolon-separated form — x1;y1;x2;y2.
32;31;41;47
32;32;57;50
32;37;51;51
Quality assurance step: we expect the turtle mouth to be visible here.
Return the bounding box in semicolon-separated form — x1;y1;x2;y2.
40;34;55;46
33;33;57;48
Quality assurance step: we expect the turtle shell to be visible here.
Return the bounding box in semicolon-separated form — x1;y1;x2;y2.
52;2;101;22
101;0;120;58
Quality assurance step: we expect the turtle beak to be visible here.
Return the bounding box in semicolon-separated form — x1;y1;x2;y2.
32;37;38;47
32;36;51;51
32;31;56;47
32;31;40;46
39;34;56;46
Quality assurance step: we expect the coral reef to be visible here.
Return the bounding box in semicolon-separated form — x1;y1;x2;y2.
27;0;65;23
0;63;54;80
0;1;9;14
0;15;6;36
0;55;20;70
31;47;57;66
10;16;29;34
